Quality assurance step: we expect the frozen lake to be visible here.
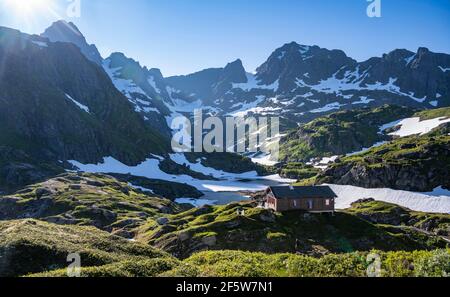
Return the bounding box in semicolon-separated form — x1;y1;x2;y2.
176;176;293;206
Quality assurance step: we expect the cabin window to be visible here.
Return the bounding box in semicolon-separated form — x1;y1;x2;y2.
308;200;313;209
293;200;297;207
325;199;330;206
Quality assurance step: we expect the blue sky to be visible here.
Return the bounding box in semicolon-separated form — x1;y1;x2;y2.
1;0;449;76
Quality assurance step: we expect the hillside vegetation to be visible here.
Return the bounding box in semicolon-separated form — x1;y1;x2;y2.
0;173;183;239
1;196;449;277
317;124;450;191
279;105;415;162
0;219;176;277
137;201;449;259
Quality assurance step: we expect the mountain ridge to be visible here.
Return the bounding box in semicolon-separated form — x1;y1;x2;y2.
0;26;169;191
35;21;450;128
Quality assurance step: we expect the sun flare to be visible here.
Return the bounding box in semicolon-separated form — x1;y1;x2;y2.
3;0;54;19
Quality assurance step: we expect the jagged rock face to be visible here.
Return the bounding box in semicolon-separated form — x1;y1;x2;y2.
41;20;103;65
213;59;248;98
0;27;167;166
167;41;450;124
40;22;175;137
166;59;248;105
317;132;450;192
0;147;63;193
37;22;450;131
256;42;356;92
103;52;175;137
320;163;445;191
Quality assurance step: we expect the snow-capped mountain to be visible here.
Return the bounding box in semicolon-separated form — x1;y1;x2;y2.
0;26;167;168
39;21;450;133
167;42;450;124
102;52;174;137
41;20;103;65
40;21;203;136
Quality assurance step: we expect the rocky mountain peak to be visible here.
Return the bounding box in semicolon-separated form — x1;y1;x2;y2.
41;20;103;65
148;68;164;80
221;59;247;83
417;47;430;55
107;52;139;68
383;49;415;63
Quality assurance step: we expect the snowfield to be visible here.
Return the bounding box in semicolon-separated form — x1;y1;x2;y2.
68;157;450;213
102;60;147;99
295;74;427;103
175;198;219;207
169;153;259;179
352;96;375;105
327;184;450;214
226;95;266;117
32;40;48;48
383;116;450;137
232;73;279;92
309;102;344;113
251;153;279;166
346;141;387;156
68;156;294;193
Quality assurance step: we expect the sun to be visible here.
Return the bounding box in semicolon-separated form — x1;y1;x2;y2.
3;0;54;19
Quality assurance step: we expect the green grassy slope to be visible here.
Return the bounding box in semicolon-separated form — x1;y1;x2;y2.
0;219;176;277
316;126;450;191
279;105;415;162
138;201;449;259
0;173;183;238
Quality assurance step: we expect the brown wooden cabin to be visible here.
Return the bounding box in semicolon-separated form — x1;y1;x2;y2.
264;186;337;213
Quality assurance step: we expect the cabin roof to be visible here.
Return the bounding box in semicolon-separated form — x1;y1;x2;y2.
268;186;337;199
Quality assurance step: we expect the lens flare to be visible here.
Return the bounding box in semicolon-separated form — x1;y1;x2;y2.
3;0;54;19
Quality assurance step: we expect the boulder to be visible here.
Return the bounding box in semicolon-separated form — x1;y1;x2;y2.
260;211;276;223
156;217;169;226
35;188;52;198
202;235;217;247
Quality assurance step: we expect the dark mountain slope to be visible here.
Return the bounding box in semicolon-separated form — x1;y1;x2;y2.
41;20;103;65
166;59;247;104
0;27;168;191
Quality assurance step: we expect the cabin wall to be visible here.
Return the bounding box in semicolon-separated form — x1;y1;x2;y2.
266;195;335;212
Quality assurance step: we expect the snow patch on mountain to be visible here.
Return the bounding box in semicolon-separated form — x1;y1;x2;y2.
309;102;344;113
296;73;427;103
169;153;259;179
68;156;293;192
429;101;438;107
438;66;450;73
328;184;450;213
65;94;90;113
102;60;147;99
346;141;387;157
384;117;450;137
148;76;161;94
32;41;48;48
232;73;279;92
251;153;279;166
404;54;416;65
311;156;339;170
352;96;375;105
227;95;267;117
